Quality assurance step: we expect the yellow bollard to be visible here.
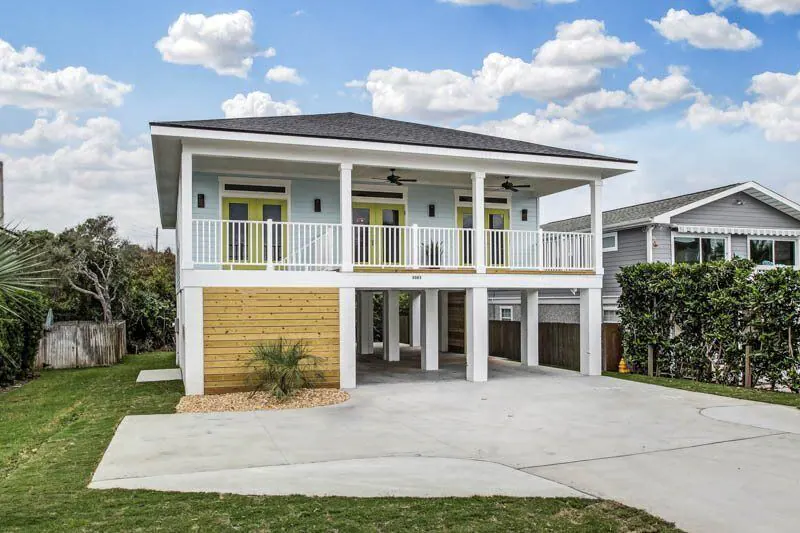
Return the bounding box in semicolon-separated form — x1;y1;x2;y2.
618;357;630;374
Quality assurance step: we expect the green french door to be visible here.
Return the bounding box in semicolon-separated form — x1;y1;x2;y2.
457;207;509;266
222;197;287;268
352;203;405;265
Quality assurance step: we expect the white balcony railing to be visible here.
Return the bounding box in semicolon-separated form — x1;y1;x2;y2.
191;219;595;272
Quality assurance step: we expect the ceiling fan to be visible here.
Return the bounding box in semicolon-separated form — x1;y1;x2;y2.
489;177;531;193
372;169;417;186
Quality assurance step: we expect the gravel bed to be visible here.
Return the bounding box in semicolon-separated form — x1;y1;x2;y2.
176;388;350;413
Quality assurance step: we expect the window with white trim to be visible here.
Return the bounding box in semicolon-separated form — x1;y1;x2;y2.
673;235;727;264
602;232;618;252
749;238;796;267
499;306;513;321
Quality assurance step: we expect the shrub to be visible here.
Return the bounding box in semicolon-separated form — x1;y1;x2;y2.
249;339;322;399
0;292;48;386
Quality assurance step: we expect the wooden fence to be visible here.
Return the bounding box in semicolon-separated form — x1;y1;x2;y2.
539;323;581;371
489;321;521;361
35;321;127;369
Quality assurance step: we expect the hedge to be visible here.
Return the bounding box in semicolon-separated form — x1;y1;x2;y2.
617;259;800;392
0;293;48;387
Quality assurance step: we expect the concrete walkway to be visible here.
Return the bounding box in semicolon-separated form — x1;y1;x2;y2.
93;357;800;533
136;368;182;383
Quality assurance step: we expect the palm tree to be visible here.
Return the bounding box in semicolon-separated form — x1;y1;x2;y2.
0;229;50;314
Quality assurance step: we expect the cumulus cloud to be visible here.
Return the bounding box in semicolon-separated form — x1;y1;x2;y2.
155;10;272;77
685;70;800;142
711;0;800;15
439;0;577;7
647;9;762;50
460;113;596;149
221;91;301;118
356;19;640;120
1;115;159;244
265;65;305;84
0;38;132;111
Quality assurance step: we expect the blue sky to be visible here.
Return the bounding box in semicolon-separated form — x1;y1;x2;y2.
1;0;798;245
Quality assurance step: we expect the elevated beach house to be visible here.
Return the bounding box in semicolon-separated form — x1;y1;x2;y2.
150;113;637;394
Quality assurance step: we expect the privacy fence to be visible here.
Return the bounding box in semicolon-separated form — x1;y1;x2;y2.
617;259;800;392
36;321;127;369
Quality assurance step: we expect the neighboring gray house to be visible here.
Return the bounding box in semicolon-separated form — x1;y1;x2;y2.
489;181;800;323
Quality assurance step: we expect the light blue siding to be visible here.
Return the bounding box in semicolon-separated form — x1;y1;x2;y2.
290;179;340;224
511;195;539;231
407;186;456;227
193;173;220;221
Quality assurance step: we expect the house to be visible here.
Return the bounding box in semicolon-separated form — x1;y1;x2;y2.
489;181;800;329
149;112;637;395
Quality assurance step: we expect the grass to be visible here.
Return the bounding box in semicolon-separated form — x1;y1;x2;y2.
606;372;800;409
0;353;682;533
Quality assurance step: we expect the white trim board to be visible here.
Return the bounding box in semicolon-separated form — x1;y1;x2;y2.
676;225;800;237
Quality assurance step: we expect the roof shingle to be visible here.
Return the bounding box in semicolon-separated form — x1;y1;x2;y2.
150;112;636;164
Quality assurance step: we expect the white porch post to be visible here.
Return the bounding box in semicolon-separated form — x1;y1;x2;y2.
466;287;488;382
182;287;204;395
438;291;449;351
340;288;357;388
411;292;422;348
579;288;603;376
180;149;193;270
386;290;401;362
590;179;604;275
340;163;354;272
421;289;439;371
358;291;374;355
472;172;486;274
520;289;539;367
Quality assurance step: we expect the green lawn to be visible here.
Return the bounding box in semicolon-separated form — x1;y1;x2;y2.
0;353;681;532
606;372;800;409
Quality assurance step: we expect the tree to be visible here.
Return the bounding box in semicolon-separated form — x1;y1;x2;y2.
55;216;127;323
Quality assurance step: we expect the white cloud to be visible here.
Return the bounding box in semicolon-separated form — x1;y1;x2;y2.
292;9;307;16
265;65;305;85
685;70;800;142
647;9;762;50
711;0;800;15
0;112;120;148
357;19;640;120
2;116;160;245
0;38;132;111
221;91;301;118
155;10;271;77
460;113;597;149
540;66;697;118
439;0;577;7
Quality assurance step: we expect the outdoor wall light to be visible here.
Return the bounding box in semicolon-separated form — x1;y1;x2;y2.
197;193;205;208
428;204;436;217
314;198;322;212
521;208;528;222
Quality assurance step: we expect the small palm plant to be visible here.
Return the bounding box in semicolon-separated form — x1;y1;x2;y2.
0;230;50;314
249;338;322;399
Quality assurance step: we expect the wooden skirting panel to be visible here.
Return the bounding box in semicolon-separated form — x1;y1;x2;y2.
203;287;340;394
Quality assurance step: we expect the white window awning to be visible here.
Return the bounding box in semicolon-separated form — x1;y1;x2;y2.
676;225;800;237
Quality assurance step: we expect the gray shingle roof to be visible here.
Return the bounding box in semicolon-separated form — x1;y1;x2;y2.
150;112;636;164
541;183;742;232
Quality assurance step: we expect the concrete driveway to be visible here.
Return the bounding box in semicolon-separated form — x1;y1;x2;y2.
92;358;800;533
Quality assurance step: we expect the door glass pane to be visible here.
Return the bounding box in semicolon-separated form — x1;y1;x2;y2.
263;204;282;261
382;209;400;263
489;214;504;230
702;238;726;262
674;237;701;264
352;208;370;263
382;209;399;226
462;213;473;264
775;241;795;266
228;203;248;261
750;239;773;265
488;214;505;265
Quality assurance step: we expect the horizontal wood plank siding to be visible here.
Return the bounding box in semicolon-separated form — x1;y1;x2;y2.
673;192;800;228
203;287;340;394
603;227;647;296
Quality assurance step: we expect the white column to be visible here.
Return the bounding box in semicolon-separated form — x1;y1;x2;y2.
590;179;604;275
472;172;486;274
580;288;603;376
180;149;193;270
466;287;488;382
386;290;401;362
438;291;449;351
339;288;357;388
411;292;422;348
340;163;354;272
521;289;539;367
421;289;439;371
182;287;204;395
358;291;374;355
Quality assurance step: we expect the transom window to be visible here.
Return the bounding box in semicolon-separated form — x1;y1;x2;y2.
674;235;727;264
602;232;618;252
749;239;797;267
